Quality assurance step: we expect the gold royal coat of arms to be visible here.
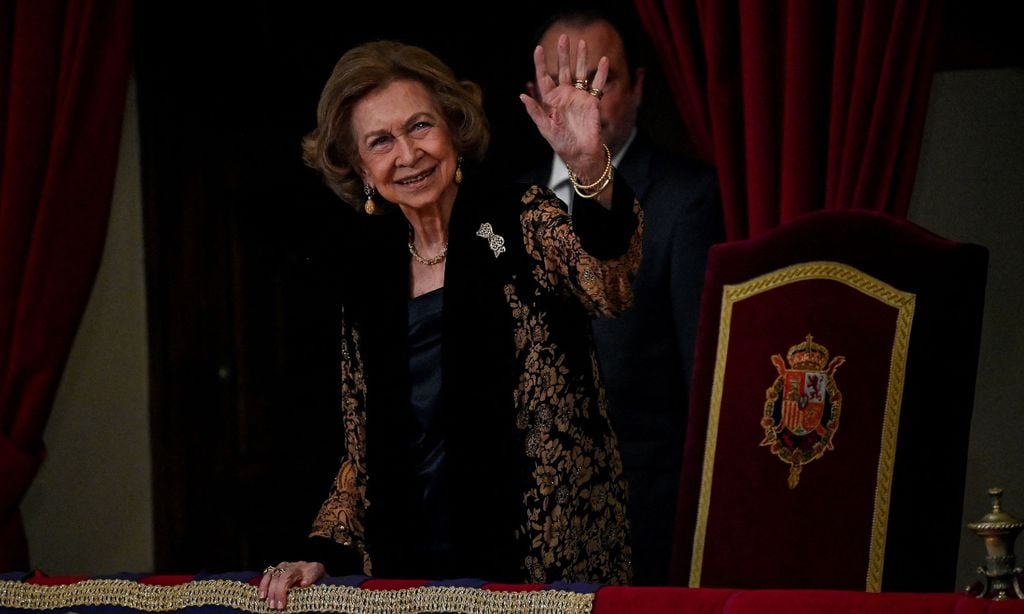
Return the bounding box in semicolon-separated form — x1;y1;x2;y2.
761;334;845;488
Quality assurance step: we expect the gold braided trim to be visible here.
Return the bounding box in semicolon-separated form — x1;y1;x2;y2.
690;261;915;592
0;579;595;614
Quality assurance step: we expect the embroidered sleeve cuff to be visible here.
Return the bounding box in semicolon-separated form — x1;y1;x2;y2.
299;535;364;577
571;169;639;260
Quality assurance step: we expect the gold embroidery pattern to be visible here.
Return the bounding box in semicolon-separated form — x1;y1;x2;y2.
689;261;915;592
310;311;372;575
509;187;638;584
519;186;642;318
0;579;595;614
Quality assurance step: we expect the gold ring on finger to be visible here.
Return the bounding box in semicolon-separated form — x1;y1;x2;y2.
574;79;588;90
589;88;603;100
263;565;281;574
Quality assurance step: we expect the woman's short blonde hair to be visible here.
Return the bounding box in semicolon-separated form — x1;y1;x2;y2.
302;41;490;207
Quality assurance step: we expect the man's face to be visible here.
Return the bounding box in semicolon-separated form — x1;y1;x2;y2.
539;19;644;157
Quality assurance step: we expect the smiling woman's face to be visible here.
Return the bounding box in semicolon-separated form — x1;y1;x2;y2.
351;79;459;212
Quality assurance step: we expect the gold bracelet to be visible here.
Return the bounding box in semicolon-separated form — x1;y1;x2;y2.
566;144;612;191
571;169;612;199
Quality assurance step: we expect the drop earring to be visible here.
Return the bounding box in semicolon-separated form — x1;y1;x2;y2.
363;184;376;214
454;155;464;185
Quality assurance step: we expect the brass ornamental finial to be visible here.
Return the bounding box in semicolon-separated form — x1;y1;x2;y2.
967;487;1024;600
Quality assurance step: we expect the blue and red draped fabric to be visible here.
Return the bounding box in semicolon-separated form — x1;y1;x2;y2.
6;572;1024;613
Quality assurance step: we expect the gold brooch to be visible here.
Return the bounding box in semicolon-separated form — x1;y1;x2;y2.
476;223;506;258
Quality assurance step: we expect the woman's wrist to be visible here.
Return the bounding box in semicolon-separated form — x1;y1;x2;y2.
565;144;611;186
567;144;612;199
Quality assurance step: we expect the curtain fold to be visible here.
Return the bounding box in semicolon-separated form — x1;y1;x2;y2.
0;0;134;570
634;0;943;240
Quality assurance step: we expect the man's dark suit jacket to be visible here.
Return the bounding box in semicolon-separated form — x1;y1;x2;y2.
524;133;723;585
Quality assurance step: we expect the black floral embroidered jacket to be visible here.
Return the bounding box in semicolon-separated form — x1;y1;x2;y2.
309;175;642;584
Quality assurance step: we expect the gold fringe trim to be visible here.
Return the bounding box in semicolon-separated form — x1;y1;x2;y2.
0;579;595;614
690;261;915;592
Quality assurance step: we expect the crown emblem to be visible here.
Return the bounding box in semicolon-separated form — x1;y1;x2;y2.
761;334;846;488
786;334;829;370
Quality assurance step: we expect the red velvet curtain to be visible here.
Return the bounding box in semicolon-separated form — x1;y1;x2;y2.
0;0;134;570
633;0;943;240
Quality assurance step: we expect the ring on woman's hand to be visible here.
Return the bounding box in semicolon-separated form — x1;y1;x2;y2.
589;88;603;100
263;565;283;575
574;79;588;90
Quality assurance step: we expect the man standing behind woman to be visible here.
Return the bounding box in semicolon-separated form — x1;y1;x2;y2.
523;7;724;586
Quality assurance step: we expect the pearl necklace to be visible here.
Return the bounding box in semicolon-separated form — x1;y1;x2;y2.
408;227;448;266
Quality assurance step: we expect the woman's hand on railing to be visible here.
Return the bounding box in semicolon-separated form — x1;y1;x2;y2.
258;561;326;610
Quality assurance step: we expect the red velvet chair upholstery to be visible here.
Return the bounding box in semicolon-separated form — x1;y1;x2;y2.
670;210;988;592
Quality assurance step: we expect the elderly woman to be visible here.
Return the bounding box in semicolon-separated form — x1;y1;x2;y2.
259;37;641;606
